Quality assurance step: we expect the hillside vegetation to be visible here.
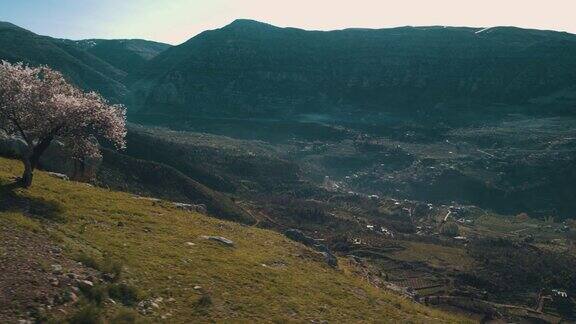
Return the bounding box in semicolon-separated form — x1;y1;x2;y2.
0;157;466;323
130;19;576;118
0;21;170;102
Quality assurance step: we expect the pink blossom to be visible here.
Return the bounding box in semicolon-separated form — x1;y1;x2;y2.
0;61;126;186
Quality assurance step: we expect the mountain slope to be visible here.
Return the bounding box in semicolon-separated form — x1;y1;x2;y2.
0;22;170;102
97;147;254;224
80;39;171;74
131;19;576;118
0;22;128;101
0;157;467;323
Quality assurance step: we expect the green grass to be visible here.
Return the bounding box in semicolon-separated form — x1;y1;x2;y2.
392;241;476;272
472;213;563;241
0;157;470;323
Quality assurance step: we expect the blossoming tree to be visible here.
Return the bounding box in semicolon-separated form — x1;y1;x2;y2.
0;61;126;187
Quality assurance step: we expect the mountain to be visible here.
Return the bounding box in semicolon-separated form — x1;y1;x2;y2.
0;22;170;102
0;22;126;101
77;39;171;74
130;19;576;119
2;20;576;322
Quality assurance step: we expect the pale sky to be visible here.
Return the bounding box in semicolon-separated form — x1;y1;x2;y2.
1;0;576;45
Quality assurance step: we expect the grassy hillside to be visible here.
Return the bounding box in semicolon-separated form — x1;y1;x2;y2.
0;157;468;323
98;148;254;224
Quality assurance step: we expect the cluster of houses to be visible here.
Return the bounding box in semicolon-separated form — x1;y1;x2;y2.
535;289;572;314
365;224;395;238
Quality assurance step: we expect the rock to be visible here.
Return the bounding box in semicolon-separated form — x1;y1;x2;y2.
284;229;338;268
68;292;78;303
284;229;316;246
133;196;161;203
0;133;101;181
261;261;288;269
193;285;202;290
174;202;208;214
0;132;27;156
51;264;63;274
200;235;234;246
313;244;330;253
194;204;207;214
47;172;69;181
77;280;94;289
102;272;117;282
137;299;161;314
174;202;195;211
321;252;338;268
184;242;195;246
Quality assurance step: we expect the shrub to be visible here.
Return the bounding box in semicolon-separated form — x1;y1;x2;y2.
74;252;123;281
110;308;139;324
100;256;123;282
79;284;107;305
108;283;139;306
439;222;459;237
68;304;102;324
196;293;212;308
75;252;100;269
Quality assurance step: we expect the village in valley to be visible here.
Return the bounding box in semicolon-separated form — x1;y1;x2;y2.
311;184;576;322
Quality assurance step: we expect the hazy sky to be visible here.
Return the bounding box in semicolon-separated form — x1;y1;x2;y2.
1;0;576;44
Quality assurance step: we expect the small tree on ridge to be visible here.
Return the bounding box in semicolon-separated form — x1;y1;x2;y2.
0;61;126;187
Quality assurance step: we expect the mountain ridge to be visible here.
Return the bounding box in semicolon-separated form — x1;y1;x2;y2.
0;22;171;102
129;19;576;119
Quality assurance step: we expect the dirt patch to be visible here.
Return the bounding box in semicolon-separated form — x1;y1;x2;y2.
0;221;98;322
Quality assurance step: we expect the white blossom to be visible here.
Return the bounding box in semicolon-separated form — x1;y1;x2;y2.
0;61;126;186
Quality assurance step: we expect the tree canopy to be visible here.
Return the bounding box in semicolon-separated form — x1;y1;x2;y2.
0;61;126;187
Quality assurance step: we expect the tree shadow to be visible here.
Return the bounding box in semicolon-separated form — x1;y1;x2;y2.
0;181;65;222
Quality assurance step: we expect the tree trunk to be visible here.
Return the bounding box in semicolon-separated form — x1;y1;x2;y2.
30;136;53;169
17;137;53;188
20;156;33;188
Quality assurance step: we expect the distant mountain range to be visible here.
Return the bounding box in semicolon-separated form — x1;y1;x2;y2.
0;21;170;102
130;19;576;121
2;19;576;119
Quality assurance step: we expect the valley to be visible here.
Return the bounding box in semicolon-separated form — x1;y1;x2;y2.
1;18;576;323
122;113;576;322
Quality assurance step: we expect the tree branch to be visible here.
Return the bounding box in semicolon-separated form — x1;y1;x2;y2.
9;117;31;146
0;124;10;134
